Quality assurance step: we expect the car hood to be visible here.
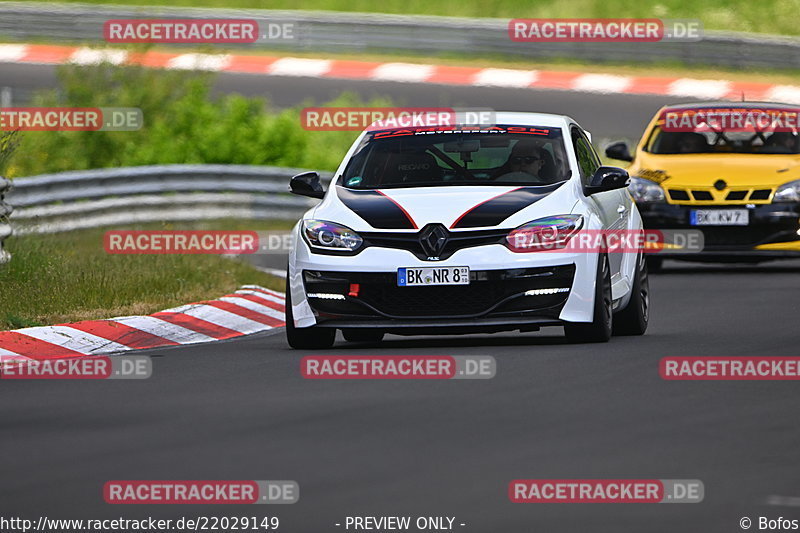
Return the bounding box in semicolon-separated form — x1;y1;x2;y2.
315;183;571;231
632;152;800;188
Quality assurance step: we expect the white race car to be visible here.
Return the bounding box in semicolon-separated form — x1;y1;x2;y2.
285;112;649;348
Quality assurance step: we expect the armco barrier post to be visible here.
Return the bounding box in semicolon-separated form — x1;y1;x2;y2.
0;176;12;264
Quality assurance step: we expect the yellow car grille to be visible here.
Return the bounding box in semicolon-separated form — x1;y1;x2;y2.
666;187;774;205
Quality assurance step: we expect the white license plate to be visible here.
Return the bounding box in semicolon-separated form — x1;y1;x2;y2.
690;209;749;226
397;266;470;286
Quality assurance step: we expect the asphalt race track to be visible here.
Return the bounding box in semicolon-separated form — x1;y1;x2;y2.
2;62;800;532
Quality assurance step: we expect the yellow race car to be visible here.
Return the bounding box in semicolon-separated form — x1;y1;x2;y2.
605;102;800;268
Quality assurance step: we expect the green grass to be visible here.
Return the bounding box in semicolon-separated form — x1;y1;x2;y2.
18;0;800;36
0;219;292;330
2;62;371;178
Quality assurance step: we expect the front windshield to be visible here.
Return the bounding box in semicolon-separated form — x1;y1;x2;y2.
648;126;800;155
341;126;570;189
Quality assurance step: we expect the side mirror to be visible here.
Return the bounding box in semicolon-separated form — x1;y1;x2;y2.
289;171;325;199
584;166;630;196
604;141;633;162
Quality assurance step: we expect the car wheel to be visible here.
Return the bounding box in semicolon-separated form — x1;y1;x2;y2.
284;275;336;350
342;329;385;343
564;253;613;343
612;252;649;336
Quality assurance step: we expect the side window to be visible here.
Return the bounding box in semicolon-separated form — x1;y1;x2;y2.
571;127;600;184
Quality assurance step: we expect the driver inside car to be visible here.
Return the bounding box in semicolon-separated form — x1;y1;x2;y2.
493;139;550;183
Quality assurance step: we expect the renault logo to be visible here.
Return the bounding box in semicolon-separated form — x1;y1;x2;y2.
418;224;448;258
714;179;727;191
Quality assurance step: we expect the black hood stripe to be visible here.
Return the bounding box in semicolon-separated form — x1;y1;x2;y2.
450;184;562;229
337;186;418;229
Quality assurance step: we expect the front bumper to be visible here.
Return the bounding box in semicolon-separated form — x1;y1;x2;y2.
638;202;800;259
288;230;604;331
302;265;575;331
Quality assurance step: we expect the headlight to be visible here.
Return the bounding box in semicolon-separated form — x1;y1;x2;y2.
773;179;800;203
506;215;584;252
629;176;666;203
302;220;363;252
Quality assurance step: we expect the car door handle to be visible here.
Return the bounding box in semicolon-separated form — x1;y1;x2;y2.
617;204;627;215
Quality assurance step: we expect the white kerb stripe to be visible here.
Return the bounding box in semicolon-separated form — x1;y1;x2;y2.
15;326;130;355
234;289;286;306
240;285;286;299
112;316;216;344
572;74;632;94
70;48;128;66
0;44;29;62
765;85;800;105
218;296;286;320
667;78;732;99
167;54;231;71
472;68;537;88
178;305;267;334
371;63;435;82
268;57;332;77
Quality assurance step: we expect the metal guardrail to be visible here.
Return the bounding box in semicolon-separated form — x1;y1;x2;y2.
0;176;12;264
5;165;322;235
1;2;800;69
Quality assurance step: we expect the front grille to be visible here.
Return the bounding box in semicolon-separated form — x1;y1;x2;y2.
692;190;714;201
690;226;798;248
666;187;775;204
700;227;774;247
362;228;507;260
750;189;772;200
363;283;501;316
726;191;747;201
304;266;575;318
669;189;690;201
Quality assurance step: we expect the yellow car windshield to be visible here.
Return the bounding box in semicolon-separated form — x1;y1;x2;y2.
647;126;800;155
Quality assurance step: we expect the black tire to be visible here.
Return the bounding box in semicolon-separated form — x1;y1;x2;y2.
646;256;663;273
342;329;385;343
564;254;613;343
612;253;650;336
284;276;336;350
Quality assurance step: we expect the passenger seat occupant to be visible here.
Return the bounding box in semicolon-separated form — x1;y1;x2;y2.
761;131;799;153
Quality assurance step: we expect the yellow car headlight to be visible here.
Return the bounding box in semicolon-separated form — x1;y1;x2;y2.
629;177;666;203
774;179;800;203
